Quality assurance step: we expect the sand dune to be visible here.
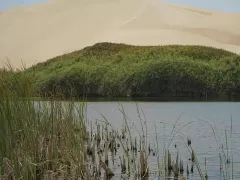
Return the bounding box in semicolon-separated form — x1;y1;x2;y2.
0;0;240;68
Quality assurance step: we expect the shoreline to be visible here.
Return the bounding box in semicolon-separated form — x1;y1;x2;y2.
31;95;240;102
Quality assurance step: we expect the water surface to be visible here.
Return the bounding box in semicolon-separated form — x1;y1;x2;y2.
84;102;240;179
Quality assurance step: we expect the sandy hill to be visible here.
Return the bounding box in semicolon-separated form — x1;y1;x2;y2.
0;0;240;68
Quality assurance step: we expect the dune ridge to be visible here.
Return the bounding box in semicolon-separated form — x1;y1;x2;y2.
0;0;240;68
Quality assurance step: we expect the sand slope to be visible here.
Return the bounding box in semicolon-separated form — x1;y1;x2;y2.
0;0;240;68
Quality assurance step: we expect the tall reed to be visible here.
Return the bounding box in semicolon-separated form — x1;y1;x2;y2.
0;70;87;179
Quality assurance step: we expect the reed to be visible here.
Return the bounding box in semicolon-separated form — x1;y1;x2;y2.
197;117;234;180
0;69;234;180
0;70;88;179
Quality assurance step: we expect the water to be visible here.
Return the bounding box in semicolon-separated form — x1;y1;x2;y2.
83;101;240;179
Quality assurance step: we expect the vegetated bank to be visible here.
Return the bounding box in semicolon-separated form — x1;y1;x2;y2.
24;42;240;100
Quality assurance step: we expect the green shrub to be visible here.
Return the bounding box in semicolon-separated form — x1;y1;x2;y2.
23;42;240;99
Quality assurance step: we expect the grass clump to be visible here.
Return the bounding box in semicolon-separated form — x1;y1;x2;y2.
22;42;240;100
0;70;88;179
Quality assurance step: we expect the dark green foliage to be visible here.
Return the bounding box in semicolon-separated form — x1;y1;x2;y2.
24;42;240;100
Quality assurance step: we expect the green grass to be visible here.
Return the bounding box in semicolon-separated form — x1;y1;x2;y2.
20;42;240;99
0;71;88;179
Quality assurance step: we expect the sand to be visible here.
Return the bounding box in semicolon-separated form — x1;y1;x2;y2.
0;0;240;68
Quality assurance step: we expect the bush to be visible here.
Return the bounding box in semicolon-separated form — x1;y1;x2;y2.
23;42;240;100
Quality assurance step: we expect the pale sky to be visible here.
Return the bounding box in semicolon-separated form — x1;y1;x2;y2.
0;0;239;13
0;0;48;11
162;0;240;13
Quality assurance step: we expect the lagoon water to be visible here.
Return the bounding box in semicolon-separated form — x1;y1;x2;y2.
83;101;240;179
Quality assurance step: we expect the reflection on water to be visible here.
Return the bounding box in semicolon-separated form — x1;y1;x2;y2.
82;102;240;179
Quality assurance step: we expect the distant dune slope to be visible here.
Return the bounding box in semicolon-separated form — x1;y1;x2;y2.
0;0;240;68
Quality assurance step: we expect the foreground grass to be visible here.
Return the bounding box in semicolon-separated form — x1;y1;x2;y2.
0;72;88;179
21;42;240;100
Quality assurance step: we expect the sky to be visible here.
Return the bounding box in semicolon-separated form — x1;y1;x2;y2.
0;0;48;11
162;0;240;13
0;0;239;13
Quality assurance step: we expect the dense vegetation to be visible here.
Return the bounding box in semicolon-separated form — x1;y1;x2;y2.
24;42;240;100
0;69;89;179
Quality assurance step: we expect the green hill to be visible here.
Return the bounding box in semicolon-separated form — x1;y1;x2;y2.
24;42;240;100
